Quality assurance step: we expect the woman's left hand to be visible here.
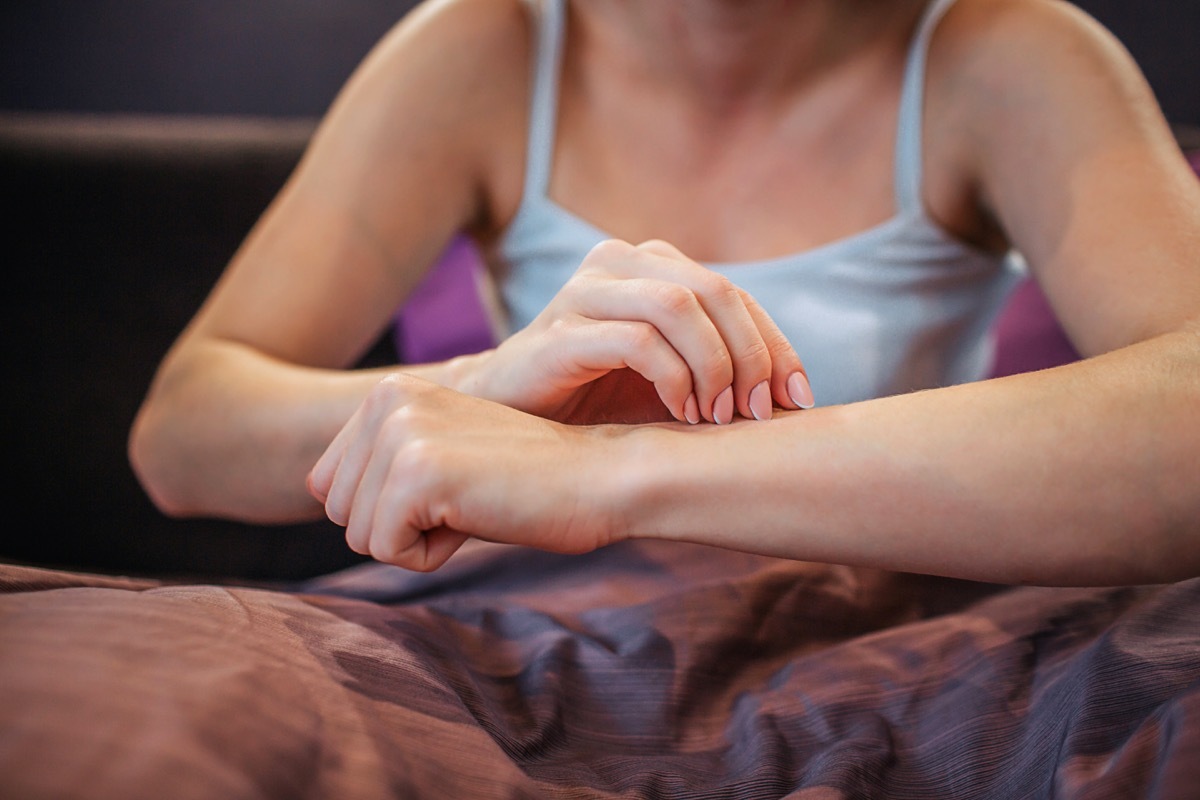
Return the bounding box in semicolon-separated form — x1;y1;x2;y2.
307;373;629;570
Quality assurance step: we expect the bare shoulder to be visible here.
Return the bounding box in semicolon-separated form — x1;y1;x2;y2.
926;0;1200;355
922;0;1184;243
927;0;1166;139
302;0;533;232
933;0;1134;73
353;0;533;109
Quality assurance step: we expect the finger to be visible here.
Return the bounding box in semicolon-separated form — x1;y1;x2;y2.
362;441;468;570
417;528;472;572
548;316;698;422
340;402;418;555
638;241;808;418
737;288;815;410
373;526;470;573
570;276;733;421
308;405;361;504
323;374;420;529
321;416;371;527
612;242;772;421
689;271;771;421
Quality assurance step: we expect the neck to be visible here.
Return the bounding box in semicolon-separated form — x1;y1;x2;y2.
573;0;913;113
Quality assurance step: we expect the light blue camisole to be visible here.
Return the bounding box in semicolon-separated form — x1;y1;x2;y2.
485;0;1022;406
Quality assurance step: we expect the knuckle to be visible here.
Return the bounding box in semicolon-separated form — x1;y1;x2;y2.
780;331;800;353
362;376;401;414
583;238;633;267
651;282;698;317
380;401;441;446
698;346;735;387
380;405;416;438
766;331;799;364
635;238;677;256
663;359;693;391
697;271;738;306
368;534;402;566
737;337;772;371
545;315;579;340
393;440;451;503
401;437;439;467
621;321;659;351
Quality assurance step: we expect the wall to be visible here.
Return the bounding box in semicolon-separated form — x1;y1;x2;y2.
0;0;1197;124
0;0;417;118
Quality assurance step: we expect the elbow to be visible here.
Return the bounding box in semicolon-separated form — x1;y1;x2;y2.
127;403;195;519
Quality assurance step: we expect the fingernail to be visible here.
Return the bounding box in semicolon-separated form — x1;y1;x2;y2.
749;380;772;421
713;386;734;425
787;372;815;409
684;393;701;425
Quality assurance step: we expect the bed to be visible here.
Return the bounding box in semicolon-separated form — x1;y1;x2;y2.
3;542;1198;798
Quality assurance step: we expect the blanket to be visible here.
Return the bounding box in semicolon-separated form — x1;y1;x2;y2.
1;540;1197;798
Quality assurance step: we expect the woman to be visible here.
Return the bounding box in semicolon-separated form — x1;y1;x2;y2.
130;0;1200;586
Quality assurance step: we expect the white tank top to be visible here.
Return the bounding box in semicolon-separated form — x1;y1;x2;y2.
485;0;1022;405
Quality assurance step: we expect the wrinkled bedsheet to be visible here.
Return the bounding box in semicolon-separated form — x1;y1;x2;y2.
1;539;1197;799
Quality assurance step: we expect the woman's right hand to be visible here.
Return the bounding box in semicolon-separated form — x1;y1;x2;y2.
466;238;815;426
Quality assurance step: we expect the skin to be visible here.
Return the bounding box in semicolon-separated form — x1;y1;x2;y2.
132;0;1200;585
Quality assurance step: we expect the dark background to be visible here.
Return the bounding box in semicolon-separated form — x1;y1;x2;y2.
1;1;1195;581
1;0;1196;123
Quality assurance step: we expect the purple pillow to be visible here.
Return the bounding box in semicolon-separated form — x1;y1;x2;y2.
987;277;1081;378
392;236;495;364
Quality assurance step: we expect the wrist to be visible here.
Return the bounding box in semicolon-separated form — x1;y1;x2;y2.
591;422;703;546
595;412;820;552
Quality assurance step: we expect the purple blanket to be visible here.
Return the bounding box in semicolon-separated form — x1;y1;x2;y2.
2;540;1197;798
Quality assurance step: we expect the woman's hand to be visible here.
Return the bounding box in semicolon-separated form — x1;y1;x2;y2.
307;373;628;571
470;238;814;425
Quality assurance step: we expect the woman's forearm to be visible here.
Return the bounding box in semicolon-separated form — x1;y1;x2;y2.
128;338;490;524
617;325;1200;586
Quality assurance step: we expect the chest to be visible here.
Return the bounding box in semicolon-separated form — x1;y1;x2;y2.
556;87;905;262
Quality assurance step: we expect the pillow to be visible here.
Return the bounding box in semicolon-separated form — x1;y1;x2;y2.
392;235;497;365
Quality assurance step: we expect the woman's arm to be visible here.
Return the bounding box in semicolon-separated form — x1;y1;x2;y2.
934;0;1200;359
625;334;1200;587
129;0;527;523
307;333;1200;585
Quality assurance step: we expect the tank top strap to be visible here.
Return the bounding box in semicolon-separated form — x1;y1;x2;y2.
894;0;959;215
520;0;567;201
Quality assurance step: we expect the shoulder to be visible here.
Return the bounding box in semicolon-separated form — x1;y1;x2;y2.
922;0;1200;355
927;0;1157;129
372;0;532;73
920;0;1174;243
305;0;535;233
343;0;533;125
